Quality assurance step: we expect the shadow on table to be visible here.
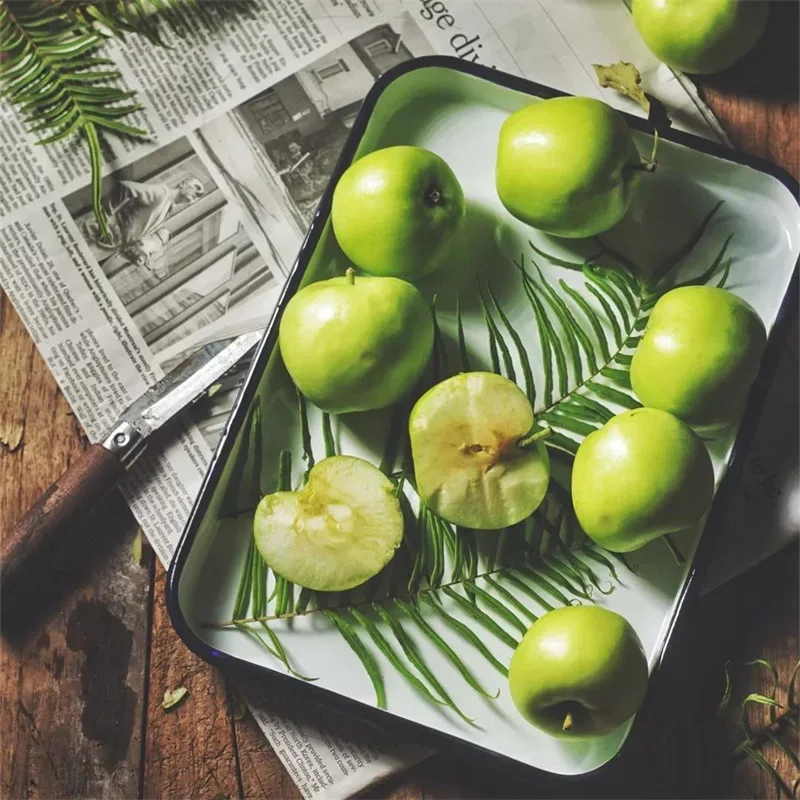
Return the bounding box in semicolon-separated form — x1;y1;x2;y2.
0;489;137;647
694;0;799;103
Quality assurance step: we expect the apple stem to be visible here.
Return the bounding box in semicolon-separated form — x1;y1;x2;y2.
346;267;355;285
562;712;574;732
519;426;552;449
627;129;659;174
650;128;659;166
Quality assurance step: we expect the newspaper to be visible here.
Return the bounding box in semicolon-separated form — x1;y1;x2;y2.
1;1;794;797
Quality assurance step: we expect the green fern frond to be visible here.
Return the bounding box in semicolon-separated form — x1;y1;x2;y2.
1;0;251;236
1;0;154;239
419;594;508;676
325;610;386;708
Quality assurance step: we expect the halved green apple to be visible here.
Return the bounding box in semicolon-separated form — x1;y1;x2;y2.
253;456;403;592
409;372;550;530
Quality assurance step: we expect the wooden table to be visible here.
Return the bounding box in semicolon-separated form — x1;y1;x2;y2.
2;7;798;798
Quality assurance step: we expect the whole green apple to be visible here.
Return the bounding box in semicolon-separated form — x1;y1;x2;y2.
631;286;766;432
496;97;642;239
509;606;649;738
278;270;433;414
331;145;466;281
572;408;714;552
632;0;768;75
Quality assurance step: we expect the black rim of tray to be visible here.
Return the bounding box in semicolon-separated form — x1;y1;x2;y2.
166;55;800;788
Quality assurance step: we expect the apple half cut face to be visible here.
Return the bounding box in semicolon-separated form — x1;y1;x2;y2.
409;372;550;530
253;456;403;592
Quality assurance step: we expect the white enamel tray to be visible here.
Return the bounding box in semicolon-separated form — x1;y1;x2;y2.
168;57;799;782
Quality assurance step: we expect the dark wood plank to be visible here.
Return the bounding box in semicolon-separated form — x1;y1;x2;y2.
142;562;241;800
697;0;799;180
0;293;151;799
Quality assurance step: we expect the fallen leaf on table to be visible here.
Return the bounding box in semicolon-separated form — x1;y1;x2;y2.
162;686;188;711
131;529;143;565
231;693;247;721
593;61;651;114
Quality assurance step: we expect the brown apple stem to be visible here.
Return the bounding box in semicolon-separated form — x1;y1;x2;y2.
562;712;574;732
519;426;552;449
346;268;355;285
662;534;686;565
650;128;660;166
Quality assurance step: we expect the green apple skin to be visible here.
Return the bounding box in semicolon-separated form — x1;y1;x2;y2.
331;146;466;281
632;0;768;75
278;273;433;414
631;286;766;432
496;97;641;239
509;606;649;739
572;408;714;552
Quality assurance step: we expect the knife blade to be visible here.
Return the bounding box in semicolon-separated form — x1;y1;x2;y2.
1;330;262;587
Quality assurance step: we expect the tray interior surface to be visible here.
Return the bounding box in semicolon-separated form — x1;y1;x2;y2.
175;66;799;776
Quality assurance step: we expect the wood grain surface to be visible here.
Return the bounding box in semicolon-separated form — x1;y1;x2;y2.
1;6;798;797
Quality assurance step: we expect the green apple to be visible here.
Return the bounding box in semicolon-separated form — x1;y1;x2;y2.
572;408;714;552
509;606;649;738
496;97;642;239
254;456;403;591
279;270;433;414
632;0;768;75
409;372;550;530
631;286;766;432
331;146;466;280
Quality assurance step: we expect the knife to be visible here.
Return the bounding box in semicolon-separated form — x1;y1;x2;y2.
1;330;263;586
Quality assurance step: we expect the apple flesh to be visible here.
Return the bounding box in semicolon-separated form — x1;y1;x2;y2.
278;271;433;414
632;0;768;75
509;606;649;739
331;145;466;281
496;97;642;239
631;286;766;433
254;456;403;592
571;408;714;552
409;372;550;530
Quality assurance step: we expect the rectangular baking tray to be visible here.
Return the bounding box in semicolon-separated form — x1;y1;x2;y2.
168;56;799;783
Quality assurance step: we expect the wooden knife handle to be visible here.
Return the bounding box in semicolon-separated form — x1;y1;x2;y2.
1;444;125;587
